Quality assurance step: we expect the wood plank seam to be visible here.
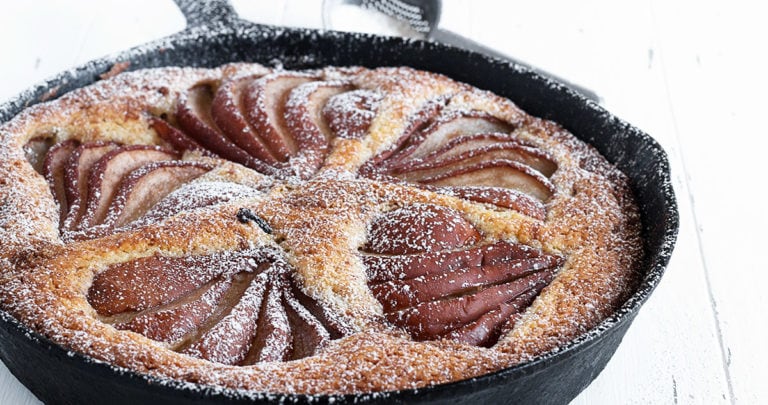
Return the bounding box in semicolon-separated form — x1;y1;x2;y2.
649;1;736;403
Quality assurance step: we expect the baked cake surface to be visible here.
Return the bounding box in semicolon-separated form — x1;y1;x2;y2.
0;63;642;394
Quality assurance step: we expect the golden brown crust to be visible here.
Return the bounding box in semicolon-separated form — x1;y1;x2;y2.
0;63;642;394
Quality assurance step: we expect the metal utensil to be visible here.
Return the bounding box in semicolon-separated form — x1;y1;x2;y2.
337;0;601;102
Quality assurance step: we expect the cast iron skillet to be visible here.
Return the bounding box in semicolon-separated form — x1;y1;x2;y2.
0;1;678;403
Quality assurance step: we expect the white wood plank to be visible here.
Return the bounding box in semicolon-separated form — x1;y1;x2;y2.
0;1;95;102
0;360;39;405
229;0;287;28
0;0;184;103
651;0;768;403
232;0;326;29
68;0;185;65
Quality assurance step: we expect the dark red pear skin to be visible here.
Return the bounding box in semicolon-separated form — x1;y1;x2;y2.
382;110;513;172
134;180;262;227
42;139;80;224
242;73;316;162
371;255;563;312
79;145;177;228
88;252;258;317
360;202;564;346
282;80;352;178
181;272;268;365
363;240;543;283
176;82;275;175
322;89;382;139
61;142;120;231
360;98;447;174
442;287;540;347
415;159;556;202
282;286;331;359
89;249;342;365
363;204;480;255
114;277;233;343
102;160;212;228
150;117;213;156
396;135;557;178
361;106;558;214
444;186;546;220
210;76;278;164
242;277;291;363
386;270;555;340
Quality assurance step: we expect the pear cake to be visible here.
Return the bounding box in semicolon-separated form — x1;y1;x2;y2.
0;63;642;394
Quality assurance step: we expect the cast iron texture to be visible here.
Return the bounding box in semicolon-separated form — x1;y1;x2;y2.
0;1;678;404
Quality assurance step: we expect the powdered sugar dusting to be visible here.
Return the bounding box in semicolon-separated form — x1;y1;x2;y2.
133;180;263;228
0;60;654;397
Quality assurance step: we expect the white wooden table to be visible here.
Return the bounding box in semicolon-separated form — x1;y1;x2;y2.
1;1;765;403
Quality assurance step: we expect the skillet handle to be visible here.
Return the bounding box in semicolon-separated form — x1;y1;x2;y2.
173;0;238;28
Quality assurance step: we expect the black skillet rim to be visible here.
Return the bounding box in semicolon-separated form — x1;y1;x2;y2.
0;10;679;404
